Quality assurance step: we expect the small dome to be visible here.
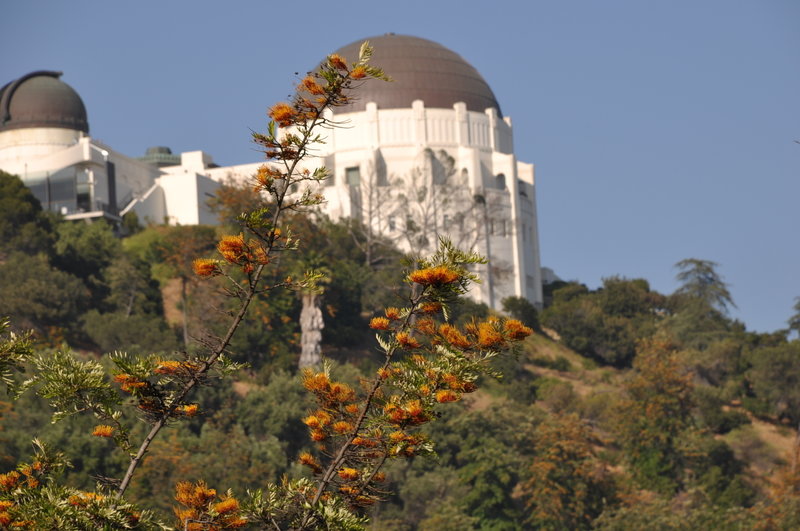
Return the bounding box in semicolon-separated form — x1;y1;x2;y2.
0;71;89;133
139;146;181;167
326;34;501;116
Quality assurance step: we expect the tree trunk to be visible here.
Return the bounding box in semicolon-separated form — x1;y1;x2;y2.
298;292;324;368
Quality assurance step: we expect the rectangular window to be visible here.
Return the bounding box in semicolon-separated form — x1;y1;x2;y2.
345;166;360;186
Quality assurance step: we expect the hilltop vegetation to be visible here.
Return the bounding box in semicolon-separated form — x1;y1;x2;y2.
2;166;800;529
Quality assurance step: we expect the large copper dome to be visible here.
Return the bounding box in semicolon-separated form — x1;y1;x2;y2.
0;71;89;133
328;34;501;116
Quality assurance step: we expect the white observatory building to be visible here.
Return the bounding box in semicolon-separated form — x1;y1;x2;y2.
0;34;543;309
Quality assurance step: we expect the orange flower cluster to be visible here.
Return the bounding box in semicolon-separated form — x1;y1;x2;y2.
176;404;199;417
415;318;436;336
435;390;460;403
213;497;239;515
0;471;20;491
174;481;247;529
300;75;326;96
113;373;147;393
477;321;505;349
192;258;219;278
439;323;472;349
301;369;362;445
338;467;359;481
369;317;390;330
350;65;367;79
217;233;269;274
217;234;246;263
408;265;460;286
333;421;354;434
68;491;104;507
254;164;282;190
395;332;421;350
154;360;199;375
351;436;378;448
268;102;298;127
302;370;356;406
328;54;348;70
384;399;429;426
385;307;401;320
504;319;533;340
298;452;322;474
387;429;424;457
92;425;114;438
18;464;40;489
421;302;442;314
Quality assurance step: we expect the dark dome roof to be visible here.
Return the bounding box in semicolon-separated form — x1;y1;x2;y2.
328;34;501;116
0;71;89;133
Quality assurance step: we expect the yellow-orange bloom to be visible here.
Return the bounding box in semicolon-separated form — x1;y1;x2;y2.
177;404;199;417
0;472;20;491
405;400;426;420
332;421;353;434
351;436;377;447
408;266;460;286
504;319;533;340
369;317;390;330
338;468;359;481
385;307;401;320
477;321;505;349
328;54;348;70
0;513;10;526
268;102;297;127
310;430;327;442
213;496;239;515
415;318;436;336
329;382;356;403
350;65;367;79
396;332;421;349
299;452;321;471
421;302;442;314
302;370;331;393
377;368;390;380
345;403;360;415
439;324;472;349
389;430;407;443
92;425;115;438
435;390;460;403
192;258;218;277
154;360;182;375
303;415;321;429
301;75;325;95
218;234;246;264
0;501;12;511
175;481;216;507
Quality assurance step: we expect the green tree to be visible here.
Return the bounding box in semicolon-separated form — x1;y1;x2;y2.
52;220;121;307
747;341;800;424
0;253;89;335
0;170;55;258
789;297;800;338
521;413;616;530
673;258;735;314
615;337;694;494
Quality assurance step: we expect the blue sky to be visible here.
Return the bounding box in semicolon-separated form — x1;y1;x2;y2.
3;0;798;333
